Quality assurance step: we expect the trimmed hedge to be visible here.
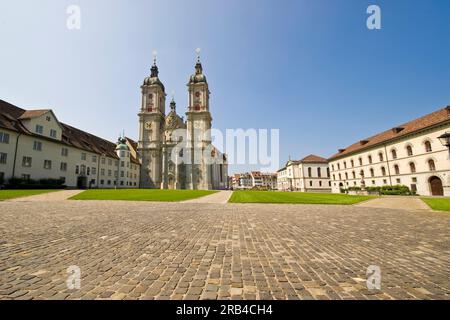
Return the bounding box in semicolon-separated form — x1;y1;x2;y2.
366;185;414;196
6;177;66;190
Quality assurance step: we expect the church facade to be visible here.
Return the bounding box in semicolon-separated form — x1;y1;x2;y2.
137;56;228;190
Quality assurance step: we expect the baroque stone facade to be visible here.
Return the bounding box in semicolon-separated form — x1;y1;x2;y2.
138;56;228;190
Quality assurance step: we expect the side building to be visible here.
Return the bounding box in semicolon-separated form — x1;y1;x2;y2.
231;171;277;190
0;100;140;188
329;106;450;196
277;155;331;192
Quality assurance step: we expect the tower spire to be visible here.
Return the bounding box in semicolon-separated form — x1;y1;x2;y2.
150;50;159;77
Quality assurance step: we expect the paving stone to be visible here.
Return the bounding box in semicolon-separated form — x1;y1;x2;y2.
0;200;448;300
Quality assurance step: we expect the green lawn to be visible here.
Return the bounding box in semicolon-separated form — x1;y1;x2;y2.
70;189;218;202
0;189;58;201
229;191;373;205
421;198;450;212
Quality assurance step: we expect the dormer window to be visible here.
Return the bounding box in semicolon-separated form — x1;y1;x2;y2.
35;125;43;134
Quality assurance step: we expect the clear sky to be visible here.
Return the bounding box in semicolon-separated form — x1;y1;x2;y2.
1;0;450;173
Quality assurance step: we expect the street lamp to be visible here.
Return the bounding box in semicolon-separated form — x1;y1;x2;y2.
438;132;450;156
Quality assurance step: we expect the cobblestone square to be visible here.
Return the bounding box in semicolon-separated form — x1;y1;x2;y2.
0;200;448;300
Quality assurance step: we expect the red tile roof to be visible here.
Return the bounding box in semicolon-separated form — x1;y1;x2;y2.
329;106;450;161
299;154;328;163
18;110;51;119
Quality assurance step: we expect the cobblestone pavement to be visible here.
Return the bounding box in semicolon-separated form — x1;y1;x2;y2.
0;200;448;300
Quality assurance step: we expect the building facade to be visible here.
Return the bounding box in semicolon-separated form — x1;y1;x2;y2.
329;106;450;196
0;100;140;188
138;56;228;190
231;171;277;190
277;155;331;192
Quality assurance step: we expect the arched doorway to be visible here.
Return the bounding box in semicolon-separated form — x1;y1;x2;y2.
429;176;444;196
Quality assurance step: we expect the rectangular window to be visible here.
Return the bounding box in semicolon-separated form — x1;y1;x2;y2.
108;170;112;177
396;178;401;184
120;171;124;177
81;153;86;160
61;148;69;157
101;169;105;176
108;159;112;166
92;167;97;175
0;152;7;164
21;174;31;181
100;180;104;185
33;141;42;151
22;156;32;167
101;157;106;165
50;129;57;138
92;155;97;162
75;165;79;174
35;125;43;134
44;160;52;170
60;162;67;171
60;177;66;183
121;161;125;167
0;132;10;144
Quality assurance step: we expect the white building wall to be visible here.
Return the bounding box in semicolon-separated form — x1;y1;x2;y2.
330;125;450;196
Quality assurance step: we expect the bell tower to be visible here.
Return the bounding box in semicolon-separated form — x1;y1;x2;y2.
138;52;166;188
185;49;213;190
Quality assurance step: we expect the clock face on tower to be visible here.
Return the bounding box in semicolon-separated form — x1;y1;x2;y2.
144;122;152;130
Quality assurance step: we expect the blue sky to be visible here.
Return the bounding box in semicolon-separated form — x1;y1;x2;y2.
1;0;450;173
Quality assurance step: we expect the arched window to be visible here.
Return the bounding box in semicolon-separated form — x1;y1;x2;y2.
409;162;416;173
352;171;356;179
308;167;312;177
351;159;354;167
424;141;432;152
360;170;365;178
337;163;340;170
391;149;397;159
327;168;330;177
379;152;384;162
394;165;400;175
345;172;348;180
318;167;322;178
368;155;372;164
406;145;413;156
333;174;336;181
428;159;436;171
381;167;386;176
339;173;342;180
332;164;335;171
344;161;347;169
370;168;375;177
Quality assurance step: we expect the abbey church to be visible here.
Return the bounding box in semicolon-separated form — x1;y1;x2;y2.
137;56;228;190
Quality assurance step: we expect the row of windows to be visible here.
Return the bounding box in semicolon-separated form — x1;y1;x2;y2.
333;159;438;181
35;125;57;138
306;167;330;178
332;140;434;171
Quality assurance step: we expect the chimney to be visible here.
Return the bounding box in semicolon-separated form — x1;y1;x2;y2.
338;149;346;153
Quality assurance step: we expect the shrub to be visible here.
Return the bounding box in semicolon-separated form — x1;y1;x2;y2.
7;177;66;190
